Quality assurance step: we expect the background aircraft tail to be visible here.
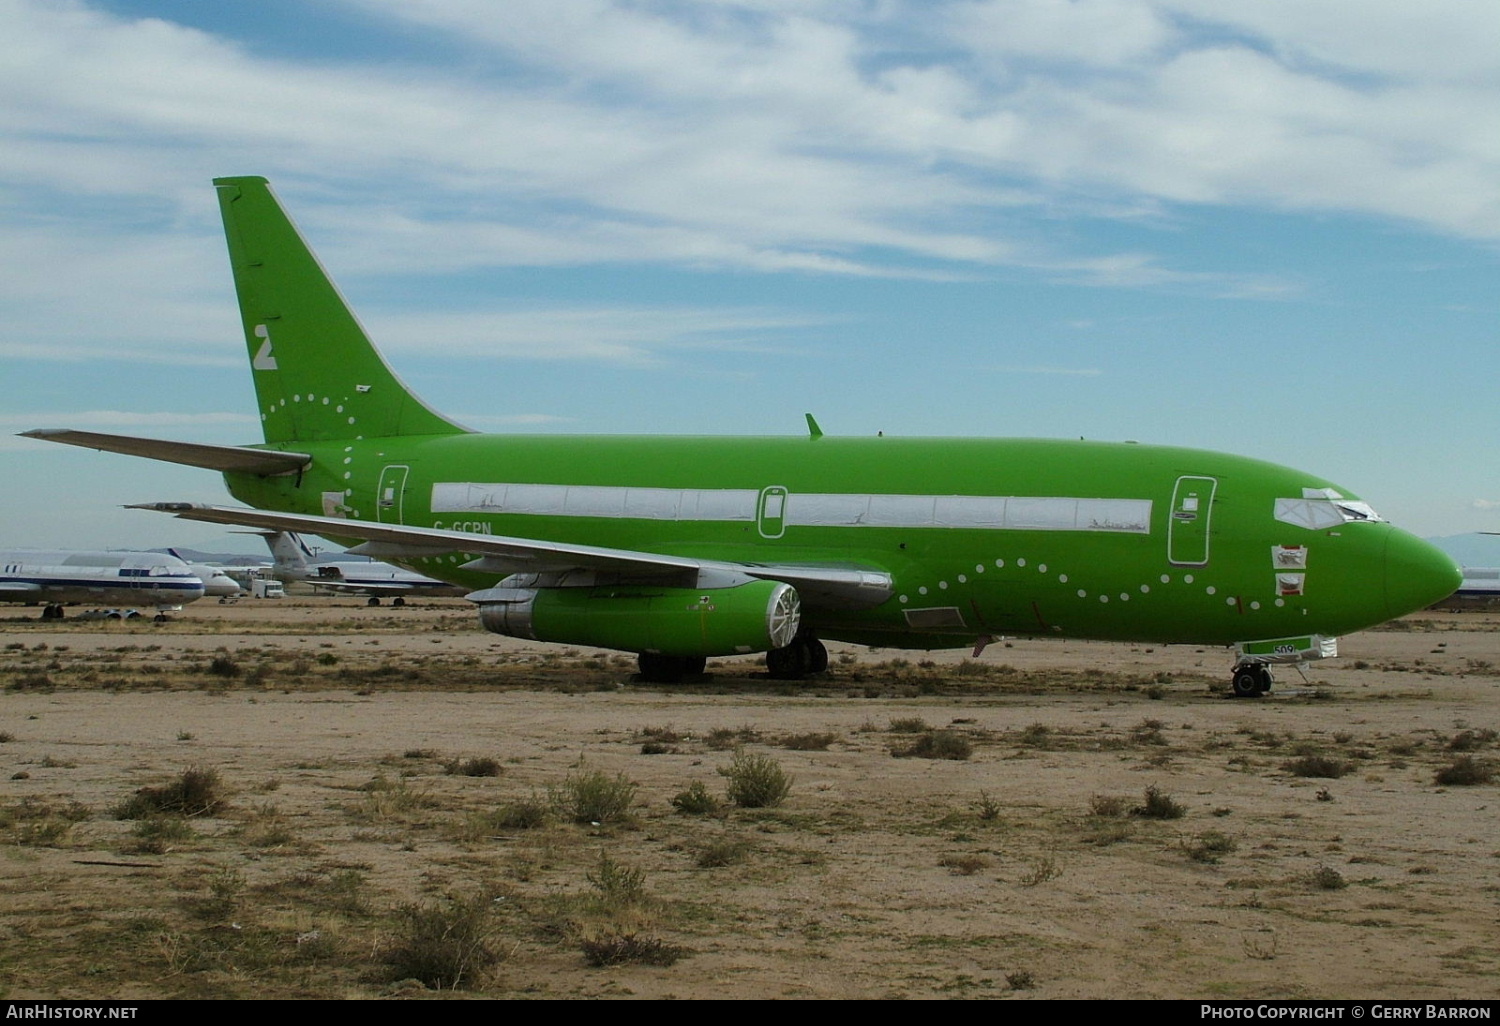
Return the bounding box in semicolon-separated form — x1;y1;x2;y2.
214;176;465;445
256;530;315;574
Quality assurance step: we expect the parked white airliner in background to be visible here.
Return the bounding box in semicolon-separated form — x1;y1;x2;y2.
166;550;244;599
258;532;463;605
0;551;205;620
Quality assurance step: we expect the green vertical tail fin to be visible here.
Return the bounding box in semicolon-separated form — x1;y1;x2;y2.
214;176;465;444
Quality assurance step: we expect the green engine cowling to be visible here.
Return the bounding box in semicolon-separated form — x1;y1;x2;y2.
473;579;801;657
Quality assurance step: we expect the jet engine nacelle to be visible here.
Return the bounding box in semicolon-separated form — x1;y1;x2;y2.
473;579;800;657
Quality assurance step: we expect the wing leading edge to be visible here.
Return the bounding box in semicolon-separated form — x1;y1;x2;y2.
130;503;892;610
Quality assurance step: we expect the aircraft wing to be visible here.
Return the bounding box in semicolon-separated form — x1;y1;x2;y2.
130;503;892;610
301;577;418;596
327;581;417;594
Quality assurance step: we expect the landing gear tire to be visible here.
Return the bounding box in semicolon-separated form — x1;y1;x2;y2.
806;637;829;675
392;597;406;607
153;613;168;624
40;604;63;620
766;635;827;680
636;652;706;683
1231;663;1273;698
367;596;381;607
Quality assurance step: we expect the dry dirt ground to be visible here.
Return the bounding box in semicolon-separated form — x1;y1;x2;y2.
0;598;1497;1000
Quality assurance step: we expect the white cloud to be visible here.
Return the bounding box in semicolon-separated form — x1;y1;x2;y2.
364;305;833;365
0;0;1496;298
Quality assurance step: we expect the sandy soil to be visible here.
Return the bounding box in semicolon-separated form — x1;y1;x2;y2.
0;598;1497;1000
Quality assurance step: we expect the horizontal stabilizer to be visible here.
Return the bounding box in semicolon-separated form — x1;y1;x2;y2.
20;429;310;476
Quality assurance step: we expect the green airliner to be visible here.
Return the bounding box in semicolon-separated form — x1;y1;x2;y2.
23;177;1461;695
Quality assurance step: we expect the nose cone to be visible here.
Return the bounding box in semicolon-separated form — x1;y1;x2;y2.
1384;531;1462;619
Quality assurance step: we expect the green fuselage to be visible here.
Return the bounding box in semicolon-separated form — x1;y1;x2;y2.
225;431;1451;650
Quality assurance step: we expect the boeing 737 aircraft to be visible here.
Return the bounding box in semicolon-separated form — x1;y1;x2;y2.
256;530;463;604
0;550;205;620
22;176;1461;694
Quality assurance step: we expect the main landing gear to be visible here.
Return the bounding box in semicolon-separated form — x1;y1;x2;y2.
1230;661;1274;698
635;652;707;683
766;634;828;681
367;596;381;607
634;633;830;684
40;604;65;620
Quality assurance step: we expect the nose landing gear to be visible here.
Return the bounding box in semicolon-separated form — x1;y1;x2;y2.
1231;661;1273;698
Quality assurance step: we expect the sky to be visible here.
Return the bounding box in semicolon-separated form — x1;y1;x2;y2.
1;0;1497;555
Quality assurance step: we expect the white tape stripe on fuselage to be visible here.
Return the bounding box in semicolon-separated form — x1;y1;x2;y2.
431;483;1152;534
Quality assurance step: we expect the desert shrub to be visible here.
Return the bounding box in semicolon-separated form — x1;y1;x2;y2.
939;853;990;876
888;717;930;734
207;656;241;679
1089;794;1130;818
446;756;502;778
384;890;502;989
1447;729;1496;752
670;781;722;816
1007;971;1036;990
1018;722;1053;747
587;853;647;904
780;732;837;751
975;791;1002;821
1131;719;1168;746
1307;865;1348;890
1283;755;1351;779
1131;785;1185;820
1182;830;1237;863
719;752;793;808
12;815;74;847
579;931;683;968
1019;857;1060;886
704;726;761;750
493;797;549;829
130;815;196;854
893;730;972;761
1434;756;1495;786
551;768;637;824
181;866;246;925
697;839;752;868
115;766;225;819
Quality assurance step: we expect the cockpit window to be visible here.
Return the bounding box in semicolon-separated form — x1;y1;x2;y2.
1274;488;1385;530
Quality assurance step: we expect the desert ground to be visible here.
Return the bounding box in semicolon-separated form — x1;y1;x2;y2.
0;597;1496;1000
